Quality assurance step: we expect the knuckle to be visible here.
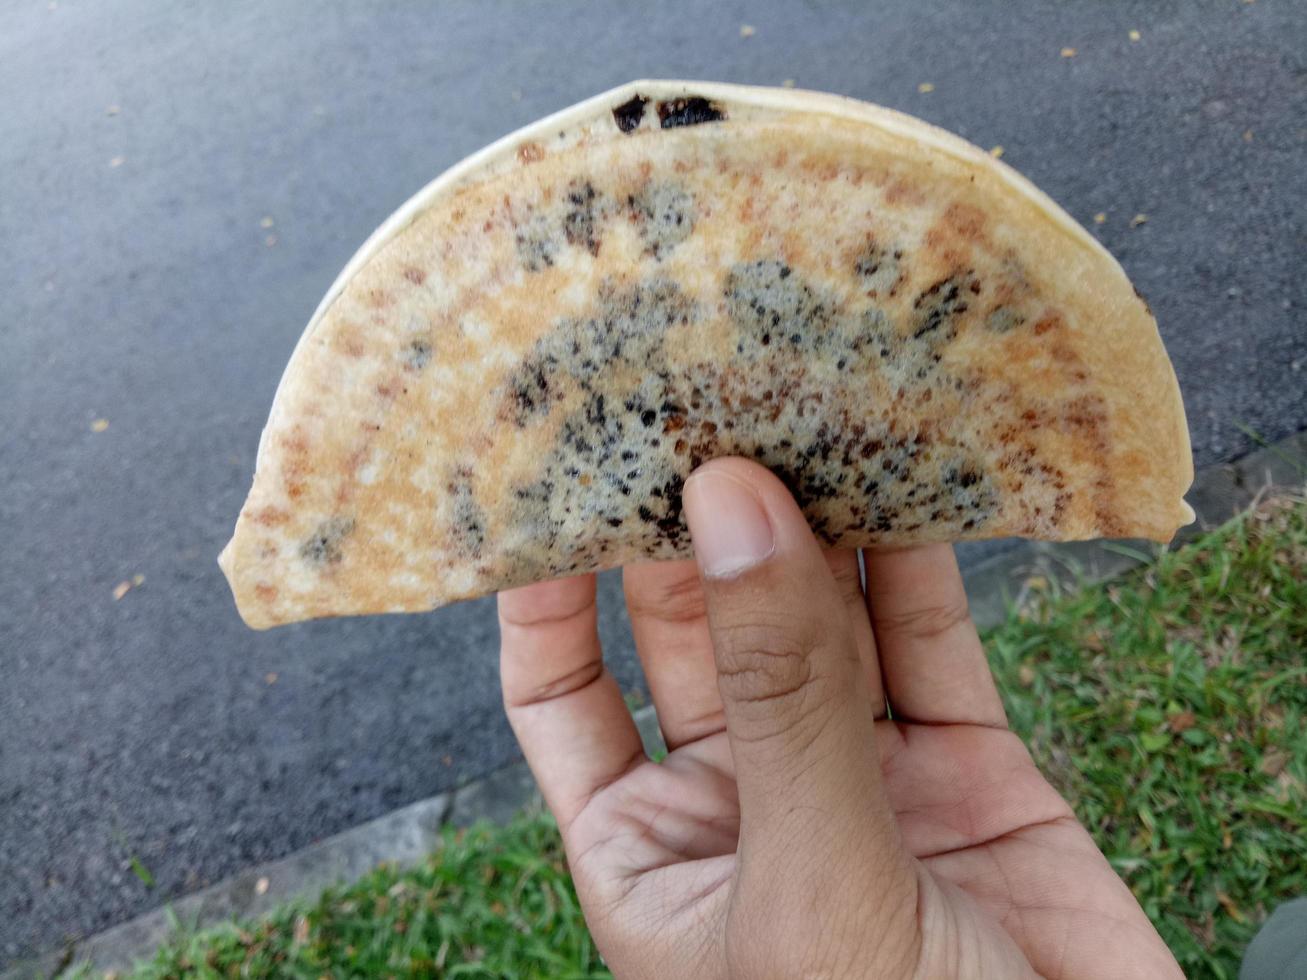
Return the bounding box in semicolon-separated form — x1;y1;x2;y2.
711;615;848;743
624;566;707;624
503;659;603;709
713;618;819;706
875;595;973;643
717;644;814;712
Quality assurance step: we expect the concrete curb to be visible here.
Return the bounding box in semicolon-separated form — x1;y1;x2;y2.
4;707;666;980
12;431;1304;980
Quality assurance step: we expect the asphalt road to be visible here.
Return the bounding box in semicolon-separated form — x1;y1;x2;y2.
2;0;1304;965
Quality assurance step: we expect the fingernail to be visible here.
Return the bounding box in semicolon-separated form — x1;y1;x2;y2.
683;469;775;579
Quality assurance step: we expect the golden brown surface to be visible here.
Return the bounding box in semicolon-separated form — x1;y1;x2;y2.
219;81;1193;629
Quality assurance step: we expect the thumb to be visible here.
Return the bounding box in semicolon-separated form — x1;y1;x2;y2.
682;458;904;863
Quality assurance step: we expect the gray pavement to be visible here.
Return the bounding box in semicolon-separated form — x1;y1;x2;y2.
1;0;1303;966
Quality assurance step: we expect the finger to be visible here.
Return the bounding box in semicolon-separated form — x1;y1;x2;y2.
625;550;883;750
827;549;886;718
623;558;725;749
499;574;645;829
862;544;1007;728
682;458;908;869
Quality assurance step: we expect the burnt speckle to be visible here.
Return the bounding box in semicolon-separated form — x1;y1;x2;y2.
855;239;905;297
515;213;558;272
985;306;1026;333
449;474;486;558
516;179;608;270
912;272;977;342
628;181;697;258
563;179;603;256
505;280;694;428
508;354;561;422
657;96;725;128
612;94;648;133
484;246;1031;574
726;260;835;353
725;261;897;375
402;338;433;370
299;516;355;567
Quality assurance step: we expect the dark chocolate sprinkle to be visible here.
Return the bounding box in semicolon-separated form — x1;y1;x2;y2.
479;247;1018;574
612;94;648;133
657;96;725;128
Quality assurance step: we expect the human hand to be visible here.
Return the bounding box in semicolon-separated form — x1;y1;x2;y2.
499;458;1182;979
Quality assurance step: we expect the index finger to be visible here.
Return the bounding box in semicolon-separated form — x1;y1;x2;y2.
499;575;646;828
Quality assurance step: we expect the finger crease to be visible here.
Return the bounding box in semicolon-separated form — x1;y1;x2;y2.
888;713;1009;733
567;743;648;830
500;595;597;630
917;812;1078;861
507;659;604;708
625;591;708;624
665;706;726;748
872;599;973;641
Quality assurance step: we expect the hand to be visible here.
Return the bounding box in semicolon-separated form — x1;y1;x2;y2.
499;458;1182;979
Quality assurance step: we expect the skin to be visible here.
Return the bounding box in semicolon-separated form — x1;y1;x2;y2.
499;458;1183;979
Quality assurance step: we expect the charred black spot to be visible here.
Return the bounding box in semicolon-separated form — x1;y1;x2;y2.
298;517;355;566
612;94;648;133
1133;283;1154;317
657;96;725;128
948;466;981;489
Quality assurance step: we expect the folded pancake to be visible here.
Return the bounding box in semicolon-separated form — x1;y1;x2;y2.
219;80;1193;629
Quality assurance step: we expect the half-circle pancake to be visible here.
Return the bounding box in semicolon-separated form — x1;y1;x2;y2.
219;80;1193;629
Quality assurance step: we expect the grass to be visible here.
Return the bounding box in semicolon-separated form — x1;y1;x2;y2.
80;817;603;979
70;495;1306;979
986;493;1307;977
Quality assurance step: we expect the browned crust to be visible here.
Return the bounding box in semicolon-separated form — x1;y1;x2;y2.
218;81;1193;629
